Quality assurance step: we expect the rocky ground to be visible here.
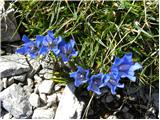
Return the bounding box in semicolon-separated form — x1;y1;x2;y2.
0;48;159;119
0;3;159;119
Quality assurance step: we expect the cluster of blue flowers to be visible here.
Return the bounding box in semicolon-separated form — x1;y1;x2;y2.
70;52;142;95
16;30;78;62
17;30;142;95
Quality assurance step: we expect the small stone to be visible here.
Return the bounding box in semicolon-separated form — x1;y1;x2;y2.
3;113;13;119
27;78;34;87
13;74;26;82
39;93;47;104
23;85;33;96
47;93;57;104
128;96;136;101
116;94;121;100
34;74;42;83
2;78;7;88
44;72;53;80
54;84;62;91
7;77;14;86
107;115;118;119
38;80;54;94
32;108;55;119
29;93;40;107
39;69;52;77
106;95;114;103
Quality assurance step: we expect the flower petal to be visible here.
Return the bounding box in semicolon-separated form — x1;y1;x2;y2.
123;52;132;63
22;35;30;43
74;79;82;87
16;47;26;55
52;48;60;55
117;83;124;88
69;39;75;48
39;46;48;55
70;72;77;78
36;35;45;47
113;57;121;65
130;62;142;71
126;75;136;82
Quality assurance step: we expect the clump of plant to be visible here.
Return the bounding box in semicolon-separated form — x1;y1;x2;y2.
16;30;142;95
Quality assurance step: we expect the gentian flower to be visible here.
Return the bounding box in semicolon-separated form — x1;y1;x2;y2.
16;35;41;59
70;66;90;87
58;39;78;62
111;52;142;82
102;73;124;95
38;30;62;56
87;73;109;95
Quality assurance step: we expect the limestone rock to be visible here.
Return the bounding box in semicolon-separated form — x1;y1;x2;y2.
38;80;54;94
29;93;40;107
32;108;55;119
0;84;32;118
0;54;30;78
55;83;85;119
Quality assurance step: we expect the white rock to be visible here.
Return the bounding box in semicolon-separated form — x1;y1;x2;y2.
3;113;12;119
13;74;26;82
27;78;34;87
55;83;85;119
47;93;57;104
2;78;7;88
54;84;62;91
23;85;33;96
32;108;55;119
7;77;14;86
44;72;53;80
29;93;40;107
107;115;118;119
38;80;54;94
0;54;30;78
34;74;42;83
0;84;32;118
46;93;57;108
39;93;47;104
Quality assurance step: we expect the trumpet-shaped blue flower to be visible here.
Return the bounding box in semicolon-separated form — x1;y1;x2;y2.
70;66;90;87
16;35;42;59
102;73;124;95
87;73;109;95
58;39;78;62
111;52;142;82
38;30;62;56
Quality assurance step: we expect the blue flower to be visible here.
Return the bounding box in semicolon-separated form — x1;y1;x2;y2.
111;52;142;82
38;30;62;56
102;73;124;95
16;35;41;59
70;66;90;87
87;73;107;95
58;39;78;62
